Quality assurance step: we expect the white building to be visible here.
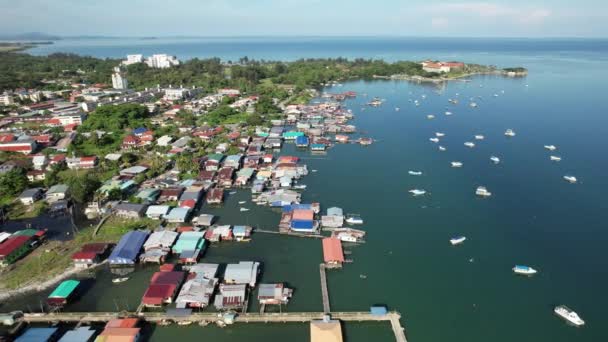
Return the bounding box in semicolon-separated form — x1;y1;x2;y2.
0;93;14;106
146;54;180;68
112;68;129;90
122;54;144;66
164;88;191;101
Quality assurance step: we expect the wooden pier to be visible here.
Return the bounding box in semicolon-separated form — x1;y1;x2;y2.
254;228;325;239
319;264;331;313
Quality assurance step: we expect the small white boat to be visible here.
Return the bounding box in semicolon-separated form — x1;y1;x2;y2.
544;145;557;151
475;186;492;197
464;142;475;148
178;321;193;326
346;215;364;225
554;305;585;326
229;191;237;195
474;135;484;140
550;156;562;162
490;156;500;164
450;236;466;245
395;107;400;111
409;189;427;196
429;137;440;143
239;208;250;212
238;201;247;204
427;114;435;119
312;170;318;173
445;111;453;116
359;274;367;279
438;146;447;151
451;161;463;168
563;175;577;183
112;277;129;284
505;129;516;137
293;185;307;190
470;102;478;108
408;171;423;176
435;132;445;137
512;265;537;275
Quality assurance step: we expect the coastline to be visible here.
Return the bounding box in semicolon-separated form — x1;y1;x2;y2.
373;70;528;83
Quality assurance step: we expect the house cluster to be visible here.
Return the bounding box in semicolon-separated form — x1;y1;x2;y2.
0;229;46;267
421;60;465;73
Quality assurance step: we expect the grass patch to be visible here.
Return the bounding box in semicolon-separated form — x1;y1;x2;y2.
7;201;47;220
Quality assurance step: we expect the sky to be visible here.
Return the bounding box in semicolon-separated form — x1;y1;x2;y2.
1;0;607;38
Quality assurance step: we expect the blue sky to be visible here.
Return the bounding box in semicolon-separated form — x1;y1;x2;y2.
1;0;607;37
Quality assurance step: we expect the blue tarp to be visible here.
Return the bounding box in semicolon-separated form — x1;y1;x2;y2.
295;136;309;146
290;220;314;230
282;204;313;212
108;230;149;265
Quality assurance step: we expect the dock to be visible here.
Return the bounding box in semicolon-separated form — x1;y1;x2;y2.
319;264;331;313
255;228;325;239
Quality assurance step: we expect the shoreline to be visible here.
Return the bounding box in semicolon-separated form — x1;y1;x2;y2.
373;70;528;83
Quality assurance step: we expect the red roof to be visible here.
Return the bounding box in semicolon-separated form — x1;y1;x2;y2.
0;236;30;257
150;271;184;285
322;238;344;263
46;118;61;126
277;156;298;163
99;327;140;339
81;243;109;253
32;135;52;143
0;134;15;143
80;156;97;163
292;209;314;221
51;154;66;163
106;318;139;328
179;199;196;209
142;284;176;305
177;226;194;233
71;251;97;260
123;135;139;143
160;264;176;272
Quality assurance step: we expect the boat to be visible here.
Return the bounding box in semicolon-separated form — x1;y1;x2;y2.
490;156;501;164
554;305;585;326
563;176;577;183
395;107;400;111
429;137;440;143
359;274;367;279
239;208;250;212
408;171;423;176
238;201;247;204
451;161;463;168
445;111;453;116
409;189;427;196
312;170;318;173
435;132;445;137
427;114;435;119
512;265;538;275
464;142;475;148
450;236;466;245
470;102;478;108
346;215;364;225
550;156;562;162
293;185;307;190
544;145;557;151
178;321;193;326
112;277;129;284
475;186;492;197
505;129;516;137
474;135;484;140
438;146;447;151
229;191;237;195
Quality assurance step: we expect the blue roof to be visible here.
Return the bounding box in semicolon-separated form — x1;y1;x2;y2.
233;226;247;235
282;204;313;212
133;127;148;135
290;220;314;229
59;327;97;342
16;327;59;342
108;230;149;264
295;136;309;145
370;306;388;315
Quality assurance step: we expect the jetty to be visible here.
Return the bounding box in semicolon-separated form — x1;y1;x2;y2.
255;228;325;239
320;264;331;313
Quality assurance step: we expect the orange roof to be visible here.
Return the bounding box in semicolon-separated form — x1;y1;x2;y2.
106;318;139;328
98;327;140;341
322;238;344;263
292;209;314;221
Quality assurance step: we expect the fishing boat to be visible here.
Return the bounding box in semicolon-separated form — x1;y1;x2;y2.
474;135;485;140
408;171;423;176
490;156;501;164
346;215;364;225
554;305;585;326
544;145;557;151
112;277;129;284
178;321;193;326
409;189;427;196
475;186;492;197
239;208;250;212
438;146;447;151
550;156;562;162
563;176;577;183
430;137;440;143
512;265;538;275
505;129;516;137
464;142;475;148
435;132;445;137
451;161;463;168
238;201;247;204
450;236;466;245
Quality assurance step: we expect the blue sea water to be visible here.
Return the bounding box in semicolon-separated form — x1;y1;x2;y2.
13;37;608;341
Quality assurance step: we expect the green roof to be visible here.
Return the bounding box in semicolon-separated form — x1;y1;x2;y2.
12;229;39;237
207;153;224;162
48;280;80;299
283;131;304;138
172;232;205;254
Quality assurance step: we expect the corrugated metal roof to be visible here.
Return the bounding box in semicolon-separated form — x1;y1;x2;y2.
58;327;97;342
322;238;344;263
49;280;80;299
108;231;149;264
15;327;59;342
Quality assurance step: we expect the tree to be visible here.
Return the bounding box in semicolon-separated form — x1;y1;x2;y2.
63;172;100;203
0;168;28;197
246;113;264;126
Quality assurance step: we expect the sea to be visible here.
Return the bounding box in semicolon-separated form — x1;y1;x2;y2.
4;37;608;341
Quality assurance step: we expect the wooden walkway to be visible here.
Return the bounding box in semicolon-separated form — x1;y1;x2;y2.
255;228;325;239
319;264;330;313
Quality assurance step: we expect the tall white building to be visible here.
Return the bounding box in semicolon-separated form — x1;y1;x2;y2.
111;67;129;89
123;54;144;66
145;54;180;69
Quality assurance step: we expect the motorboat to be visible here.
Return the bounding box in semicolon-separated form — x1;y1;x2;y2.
451;161;463;168
505;129;516;137
450;236;466;245
346;215;364;225
550;156;562;162
544;145;557;151
464;142;476;148
408;171;423;176
445;111;453;116
490;156;501;164
238;201;247;204
293;184;307;190
430;137;440;143
427;114;435;119
554;305;585;326
438;146;447;151
470;102;478;108
112;277;129;284
408;189;427;196
474;135;484;140
563;176;577;183
475;186;492;197
512;265;538;275
435;132;445;137
239;208;250;212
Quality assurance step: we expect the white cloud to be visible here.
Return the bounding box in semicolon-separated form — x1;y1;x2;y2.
424;2;552;25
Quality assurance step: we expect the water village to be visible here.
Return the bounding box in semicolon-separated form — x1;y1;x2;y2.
0;53;419;342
